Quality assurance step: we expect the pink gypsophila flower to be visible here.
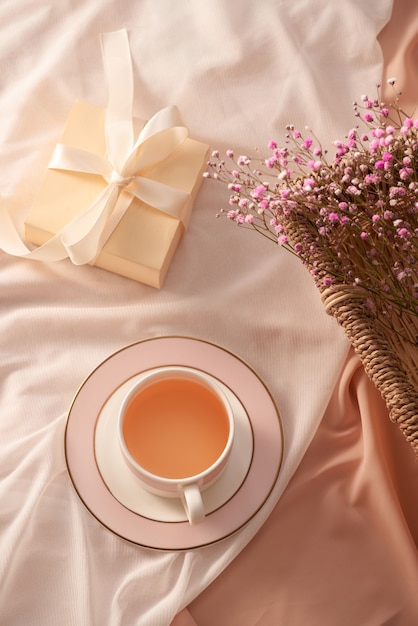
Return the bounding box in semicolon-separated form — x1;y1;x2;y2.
365;173;380;184
372;128;385;138
265;156;278;168
278;168;291;180
328;212;340;222
251;185;267;199
303;177;315;189
307;160;322;171
400;167;413;180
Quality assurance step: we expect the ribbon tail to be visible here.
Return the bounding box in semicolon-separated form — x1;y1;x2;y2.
0;200;70;262
0;187;122;266
61;186;120;265
101;29;135;171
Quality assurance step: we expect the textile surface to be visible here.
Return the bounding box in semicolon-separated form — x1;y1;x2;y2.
2;2;416;625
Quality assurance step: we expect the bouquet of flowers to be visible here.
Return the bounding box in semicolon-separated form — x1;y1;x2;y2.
206;80;418;455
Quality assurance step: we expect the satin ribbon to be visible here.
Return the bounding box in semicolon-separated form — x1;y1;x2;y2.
0;29;190;265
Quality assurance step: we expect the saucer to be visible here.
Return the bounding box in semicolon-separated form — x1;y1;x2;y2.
94;368;254;522
65;336;283;550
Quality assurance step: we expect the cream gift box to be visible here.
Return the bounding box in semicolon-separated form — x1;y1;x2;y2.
24;100;209;288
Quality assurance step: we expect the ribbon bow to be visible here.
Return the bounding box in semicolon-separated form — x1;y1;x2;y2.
0;29;189;264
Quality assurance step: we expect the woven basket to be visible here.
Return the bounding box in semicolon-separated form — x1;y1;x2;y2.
283;217;418;456
322;286;418;454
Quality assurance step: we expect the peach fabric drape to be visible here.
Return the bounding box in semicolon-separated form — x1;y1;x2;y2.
180;350;418;625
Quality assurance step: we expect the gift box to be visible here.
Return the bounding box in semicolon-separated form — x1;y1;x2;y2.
24;100;209;288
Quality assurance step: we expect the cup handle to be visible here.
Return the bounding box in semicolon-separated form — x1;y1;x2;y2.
179;483;205;525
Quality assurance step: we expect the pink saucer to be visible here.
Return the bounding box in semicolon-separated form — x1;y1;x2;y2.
65;336;283;550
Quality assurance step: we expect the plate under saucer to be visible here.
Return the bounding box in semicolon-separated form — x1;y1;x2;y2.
95;368;254;522
65;336;283;550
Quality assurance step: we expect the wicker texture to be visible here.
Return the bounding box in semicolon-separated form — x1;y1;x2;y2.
322;286;418;454
284;217;418;456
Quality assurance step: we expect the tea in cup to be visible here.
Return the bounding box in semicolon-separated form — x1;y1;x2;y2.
118;366;234;524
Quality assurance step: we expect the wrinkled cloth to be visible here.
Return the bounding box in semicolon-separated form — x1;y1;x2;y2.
182;349;418;625
0;1;403;625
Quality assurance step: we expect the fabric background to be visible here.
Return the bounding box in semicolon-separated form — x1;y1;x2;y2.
1;2;410;625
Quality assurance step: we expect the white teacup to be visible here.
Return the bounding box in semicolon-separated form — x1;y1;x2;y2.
118;366;235;524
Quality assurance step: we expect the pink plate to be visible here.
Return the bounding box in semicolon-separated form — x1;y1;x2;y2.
65;336;283;550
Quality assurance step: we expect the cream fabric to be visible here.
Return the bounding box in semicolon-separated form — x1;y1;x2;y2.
0;1;394;624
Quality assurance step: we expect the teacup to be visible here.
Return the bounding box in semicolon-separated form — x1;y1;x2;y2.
118;366;234;524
